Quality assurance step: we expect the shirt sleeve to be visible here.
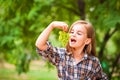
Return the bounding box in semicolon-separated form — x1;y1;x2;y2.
94;58;108;80
36;42;64;66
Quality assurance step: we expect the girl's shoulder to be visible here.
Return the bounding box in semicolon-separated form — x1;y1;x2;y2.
88;56;102;69
88;55;100;63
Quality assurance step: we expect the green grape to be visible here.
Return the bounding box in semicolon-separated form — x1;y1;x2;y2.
58;31;69;47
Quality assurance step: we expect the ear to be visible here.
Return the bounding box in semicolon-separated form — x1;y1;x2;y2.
85;38;91;45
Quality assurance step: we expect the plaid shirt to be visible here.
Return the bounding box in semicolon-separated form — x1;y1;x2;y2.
36;42;108;80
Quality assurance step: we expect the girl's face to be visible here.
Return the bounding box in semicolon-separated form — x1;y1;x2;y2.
69;24;88;49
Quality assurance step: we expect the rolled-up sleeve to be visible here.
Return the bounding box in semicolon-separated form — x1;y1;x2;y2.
36;42;61;66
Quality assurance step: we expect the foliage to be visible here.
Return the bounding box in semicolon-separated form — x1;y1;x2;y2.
0;0;120;79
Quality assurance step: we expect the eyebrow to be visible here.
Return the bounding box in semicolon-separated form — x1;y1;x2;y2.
77;31;85;34
71;29;85;33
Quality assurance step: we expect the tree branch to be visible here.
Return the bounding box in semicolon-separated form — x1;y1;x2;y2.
55;0;86;20
98;26;118;58
77;0;85;20
59;4;80;16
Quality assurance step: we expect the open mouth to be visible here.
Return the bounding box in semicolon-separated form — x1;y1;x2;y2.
71;38;76;43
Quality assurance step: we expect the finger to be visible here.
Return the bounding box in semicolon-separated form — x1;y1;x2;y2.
63;24;68;32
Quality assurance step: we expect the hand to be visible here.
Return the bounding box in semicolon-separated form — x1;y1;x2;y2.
49;21;68;32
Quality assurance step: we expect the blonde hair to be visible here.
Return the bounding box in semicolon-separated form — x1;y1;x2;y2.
66;20;96;56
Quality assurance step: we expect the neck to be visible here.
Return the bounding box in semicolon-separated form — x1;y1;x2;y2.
73;48;84;61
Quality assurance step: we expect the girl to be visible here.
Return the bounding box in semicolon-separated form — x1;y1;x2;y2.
35;20;108;80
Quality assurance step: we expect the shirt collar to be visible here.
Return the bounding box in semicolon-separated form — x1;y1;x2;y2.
66;50;91;60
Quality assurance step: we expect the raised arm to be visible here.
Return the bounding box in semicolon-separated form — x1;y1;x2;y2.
35;21;68;50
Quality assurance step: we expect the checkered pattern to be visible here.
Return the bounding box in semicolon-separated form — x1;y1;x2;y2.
36;42;108;80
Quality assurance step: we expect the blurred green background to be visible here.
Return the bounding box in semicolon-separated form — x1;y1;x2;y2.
0;0;120;80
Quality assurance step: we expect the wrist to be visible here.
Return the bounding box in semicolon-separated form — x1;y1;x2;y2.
48;22;55;29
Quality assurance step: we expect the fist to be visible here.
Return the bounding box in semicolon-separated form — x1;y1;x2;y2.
50;21;68;32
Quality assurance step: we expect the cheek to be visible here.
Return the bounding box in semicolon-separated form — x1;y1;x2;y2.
77;36;86;44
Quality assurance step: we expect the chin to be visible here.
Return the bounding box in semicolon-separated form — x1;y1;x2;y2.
69;44;76;48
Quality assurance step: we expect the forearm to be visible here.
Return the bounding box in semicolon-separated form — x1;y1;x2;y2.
35;21;68;50
35;24;53;50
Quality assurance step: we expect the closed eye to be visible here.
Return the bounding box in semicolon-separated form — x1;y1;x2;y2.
70;31;74;34
77;32;82;35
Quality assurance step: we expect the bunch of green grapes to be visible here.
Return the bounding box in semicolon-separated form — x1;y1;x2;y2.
58;31;69;47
